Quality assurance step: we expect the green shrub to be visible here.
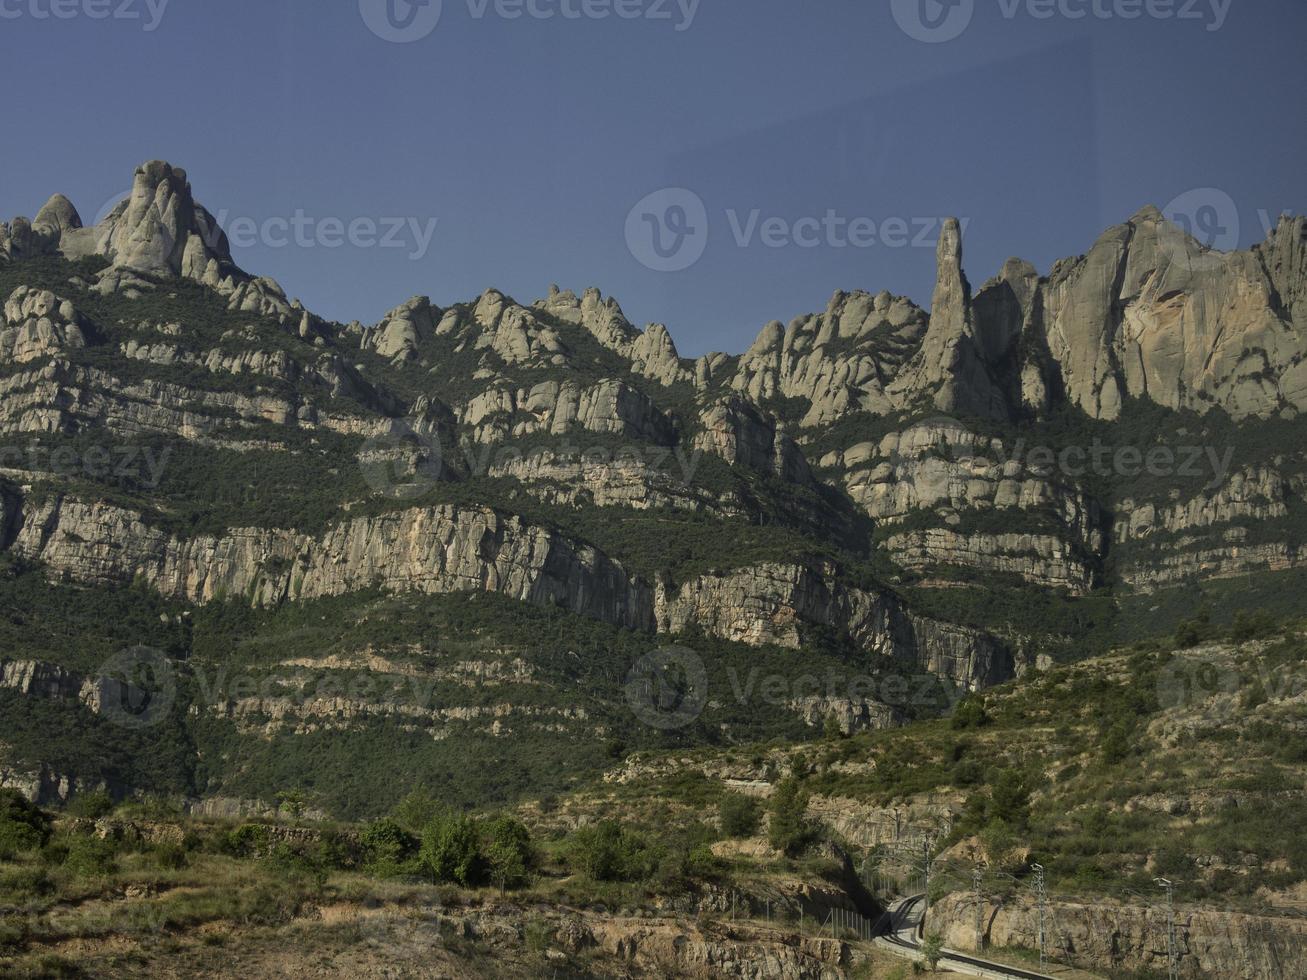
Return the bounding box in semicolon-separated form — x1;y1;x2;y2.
767;778;814;857
153;842;188;870
483;815;534;891
392;789;440;834
0;791;52;859
718;793;762;838
419;810;483;886
221;823;273;858
566;821;660;882
63;835;118;878
67;791;115;820
361;817;417;877
988;769;1031;829
951;696;991;730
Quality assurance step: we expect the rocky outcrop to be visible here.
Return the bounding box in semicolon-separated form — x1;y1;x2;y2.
732;290;927;426
461;377;677;446
654;561;1011;690
485;450;729;513
1;286;90;364
789;696;905;734
536;286;693;386
694;398;812;484
1034;209;1307;421
0;360;387;444
7;495;656;629
1115;466;1291;541
94;161;229;277
890;218;1010;419
825;417;1104;591
0;658;157;721
933;891;1307;980
363;295;438;363
885;528;1097;593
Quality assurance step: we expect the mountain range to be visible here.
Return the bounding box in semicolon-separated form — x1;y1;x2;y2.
1;159;1305;816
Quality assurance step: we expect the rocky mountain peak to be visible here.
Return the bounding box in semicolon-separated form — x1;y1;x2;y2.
33;194;82;234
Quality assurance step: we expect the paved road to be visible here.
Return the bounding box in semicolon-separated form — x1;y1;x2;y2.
876;894;1060;980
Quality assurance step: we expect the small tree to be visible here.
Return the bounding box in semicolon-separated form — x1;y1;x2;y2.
276;789;310;821
822;714;844;741
1100;719;1133;765
67;791;115;820
393;788;440;834
921;931;945;971
567;820;657;882
950;695;990;730
484;815;534;893
0;790;52;859
419;810;483;886
718;793;761;838
988;768;1030;829
767;778;813;857
361;817;417;877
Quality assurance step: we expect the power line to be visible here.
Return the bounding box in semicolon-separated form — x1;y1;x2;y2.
1032;862;1047;971
1155;876;1178;980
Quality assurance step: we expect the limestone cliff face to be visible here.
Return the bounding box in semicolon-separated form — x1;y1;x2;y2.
8;494;656;631
822;417;1105;592
1016;209;1307;422
933;891;1307;980
654;561;1010;689
1114;465;1306;591
460;377;678;446
693;398;812;485
0;658;150;720
1;489;1010;691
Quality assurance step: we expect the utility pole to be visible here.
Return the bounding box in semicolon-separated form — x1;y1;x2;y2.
1032;863;1047;971
973;867;984;951
1155;877;1177;980
922;835;934;925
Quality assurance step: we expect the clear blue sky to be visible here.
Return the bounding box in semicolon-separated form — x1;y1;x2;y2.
3;0;1304;357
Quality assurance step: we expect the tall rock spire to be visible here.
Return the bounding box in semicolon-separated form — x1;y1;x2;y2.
890;218;1009;419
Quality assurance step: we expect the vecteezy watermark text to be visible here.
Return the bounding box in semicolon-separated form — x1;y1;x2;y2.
94;189;440;262
892;0;1232;44
1005;438;1235;491
0;0;171;30
625;187;959;273
216;210;439;261
359;0;699;43
359;420;705;500
0;443;172;489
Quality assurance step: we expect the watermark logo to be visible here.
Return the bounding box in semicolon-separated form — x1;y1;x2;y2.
95;646;176;729
1159;187;1240;271
626;188;956;273
892;415;1236;492
359;0;443;42
1157;651;1306;723
625;645;708;730
625;188;709;273
358;420;445;500
891;0;974;43
0;0;172;31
